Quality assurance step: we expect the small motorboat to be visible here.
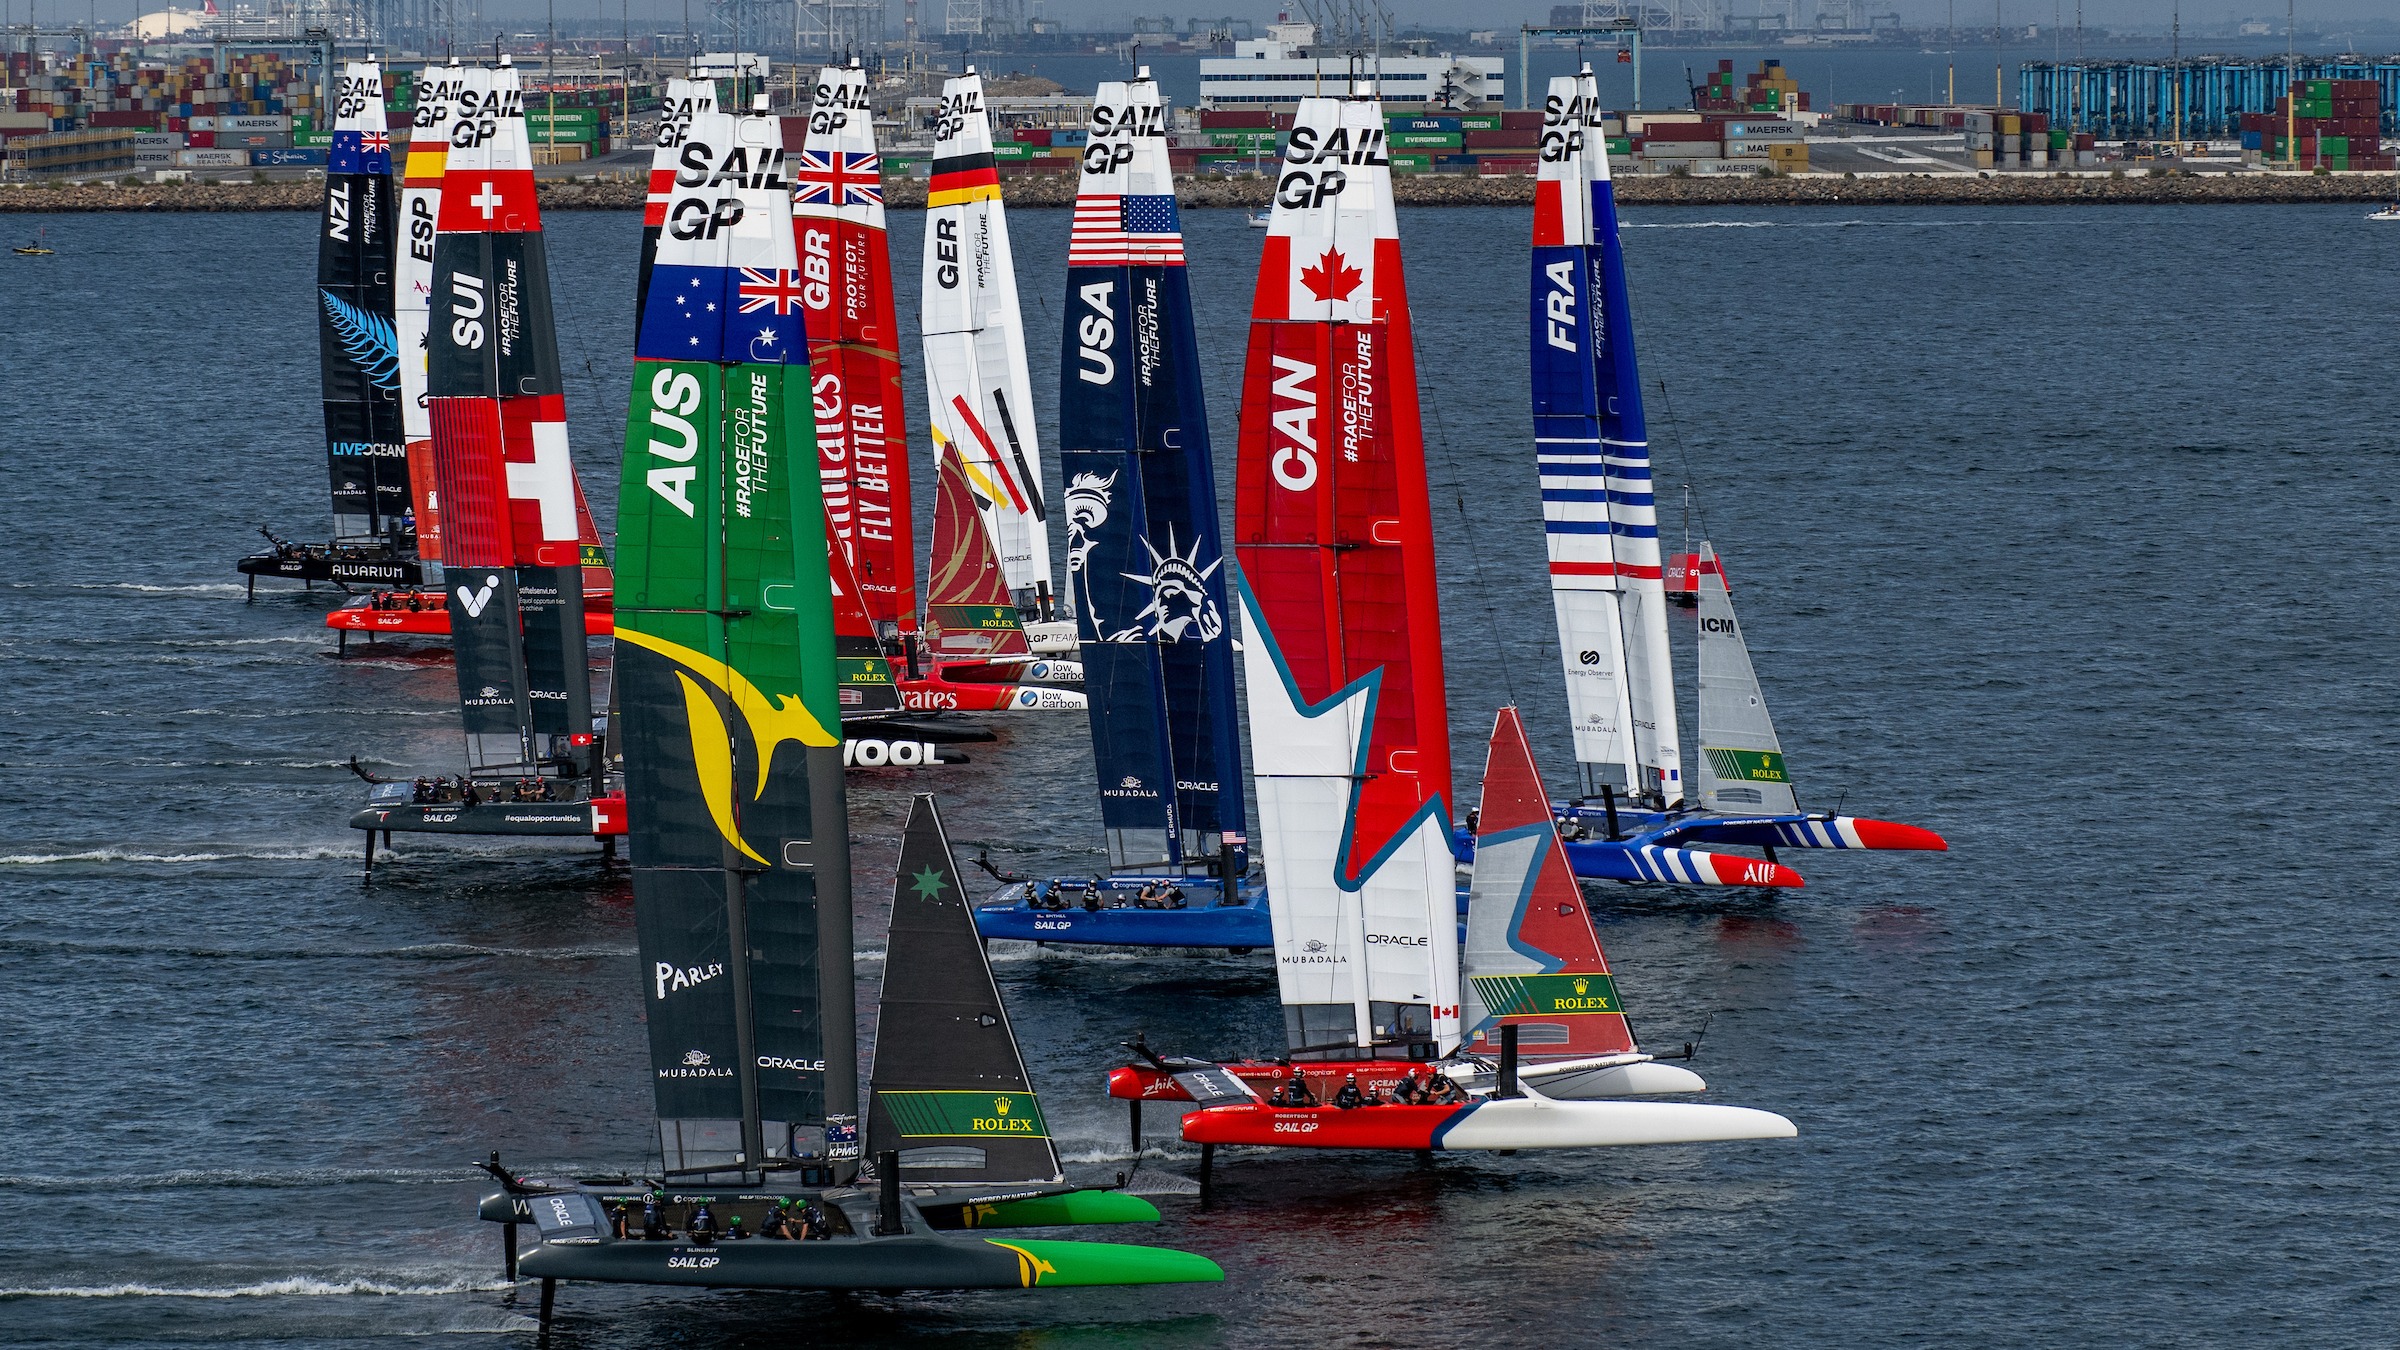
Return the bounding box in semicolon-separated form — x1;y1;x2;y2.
1246;210;1270;228
14;228;54;255
2369;203;2400;221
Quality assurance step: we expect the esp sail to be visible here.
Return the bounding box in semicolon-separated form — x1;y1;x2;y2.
1693;544;1799;813
425;60;595;785
1460;707;1639;1062
615;104;858;1178
866;795;1062;1185
921;69;1055;619
320;61;407;546
1060;71;1244;875
395;60;464;570
1531;68;1682;807
798;61;916;641
1236;93;1457;1061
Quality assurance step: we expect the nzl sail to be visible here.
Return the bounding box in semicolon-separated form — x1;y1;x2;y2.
320;61;407;546
616;104;858;1178
1237;93;1457;1060
1531;68;1682;807
1061;71;1244;875
395;60;464;570
798;61;915;642
635;78;716;333
921;69;1055;620
425;60;596;784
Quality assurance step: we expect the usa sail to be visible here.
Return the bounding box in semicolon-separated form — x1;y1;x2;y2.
615;104;856;1176
395;59;464;570
921;69;1055;622
320;60;407;547
1693;544;1800;814
797;60;915;643
1532;68;1682;807
424;59;595;786
1061;71;1244;875
1236;93;1457;1060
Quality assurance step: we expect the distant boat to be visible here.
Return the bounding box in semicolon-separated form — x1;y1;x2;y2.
1246;210;1269;228
13;227;53;255
2369;203;2400;220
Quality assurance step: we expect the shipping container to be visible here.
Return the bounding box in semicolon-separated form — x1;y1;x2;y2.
253;147;326;166
175;147;249;168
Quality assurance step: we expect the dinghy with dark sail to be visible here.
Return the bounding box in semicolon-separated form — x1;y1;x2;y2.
973;71;1257;946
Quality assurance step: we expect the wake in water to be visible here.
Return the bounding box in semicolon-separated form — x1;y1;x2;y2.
0;936;636;963
0;845;360;865
0;1273;514;1300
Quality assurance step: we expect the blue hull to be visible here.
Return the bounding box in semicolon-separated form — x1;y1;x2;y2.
973;875;1273;949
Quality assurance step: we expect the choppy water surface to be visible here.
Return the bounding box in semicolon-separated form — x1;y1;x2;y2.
2;204;2396;1347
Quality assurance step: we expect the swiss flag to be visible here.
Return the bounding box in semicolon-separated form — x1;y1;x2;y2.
435;167;541;234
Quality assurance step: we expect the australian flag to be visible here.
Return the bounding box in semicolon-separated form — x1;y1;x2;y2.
637;265;808;365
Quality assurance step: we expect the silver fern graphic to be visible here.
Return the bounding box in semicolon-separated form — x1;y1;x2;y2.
321;289;401;392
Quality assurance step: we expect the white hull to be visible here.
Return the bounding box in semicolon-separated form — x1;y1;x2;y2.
1462;1057;1708;1100
1439;1094;1795;1150
1022;619;1078;654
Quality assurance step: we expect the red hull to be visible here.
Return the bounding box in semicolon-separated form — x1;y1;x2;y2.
1108;1060;1435;1104
1179;1102;1469;1150
895;669;1031;712
326;592;615;636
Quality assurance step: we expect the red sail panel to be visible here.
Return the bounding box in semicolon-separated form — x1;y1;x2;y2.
493;392;582;570
806;339;911;631
405;445;445;564
427;397;516;570
570;475;614;602
925;440;1029;666
1234;239;1449;877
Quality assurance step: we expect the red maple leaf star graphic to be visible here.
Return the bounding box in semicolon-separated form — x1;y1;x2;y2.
1299;248;1365;302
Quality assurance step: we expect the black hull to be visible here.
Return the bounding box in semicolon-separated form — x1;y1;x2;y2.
238;548;423;588
350;801;596;836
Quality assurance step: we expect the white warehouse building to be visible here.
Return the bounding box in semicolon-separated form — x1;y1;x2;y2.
1198;24;1505;108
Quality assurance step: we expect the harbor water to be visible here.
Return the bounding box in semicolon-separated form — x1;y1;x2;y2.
1;204;2396;1345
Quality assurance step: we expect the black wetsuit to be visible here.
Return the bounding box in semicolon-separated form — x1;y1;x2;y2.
1334;1082;1365;1109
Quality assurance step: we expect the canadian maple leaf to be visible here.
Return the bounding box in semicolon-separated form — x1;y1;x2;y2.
1299;248;1365;303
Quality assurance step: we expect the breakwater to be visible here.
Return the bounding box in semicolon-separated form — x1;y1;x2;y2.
7;169;2397;213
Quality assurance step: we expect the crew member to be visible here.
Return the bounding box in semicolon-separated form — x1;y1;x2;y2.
607;1201;630;1239
1081;881;1102;913
688;1202;718;1246
794;1200;830;1240
1270;1070;1315;1108
1388;1069;1425;1105
758;1198;792;1239
1333;1073;1366;1109
1424;1073;1464;1105
1164;884;1187;910
641;1192;668;1241
723;1214;749;1240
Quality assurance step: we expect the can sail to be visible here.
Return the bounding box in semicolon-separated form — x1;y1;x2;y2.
395;61;462;569
616;105;857;1179
425;61;596;784
921;70;1055;619
1236;93;1457;1061
798;61;917;640
1531;69;1682;806
1060;72;1244;875
1693;544;1798;813
1460;707;1639;1062
865;795;1062;1185
320;61;408;547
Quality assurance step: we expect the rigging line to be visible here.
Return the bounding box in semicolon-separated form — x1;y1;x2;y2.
1648;372;1714;548
1413;343;1518;715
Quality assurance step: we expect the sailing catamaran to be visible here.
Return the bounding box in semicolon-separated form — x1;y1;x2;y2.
240;60;423;595
474;119;1218;1290
920;68;1074;656
972;71;1260;945
348;59;614;853
1114;706;1795;1172
1520;68;1943;883
322;64;614;645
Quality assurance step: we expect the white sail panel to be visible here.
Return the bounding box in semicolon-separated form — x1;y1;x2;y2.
921;70;1054;615
396;64;462;449
1695;544;1798;813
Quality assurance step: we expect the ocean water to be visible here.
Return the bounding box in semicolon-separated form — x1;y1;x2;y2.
2;202;2396;1347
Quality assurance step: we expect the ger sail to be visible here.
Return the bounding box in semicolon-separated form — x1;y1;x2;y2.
241;60;419;593
972;70;1252;947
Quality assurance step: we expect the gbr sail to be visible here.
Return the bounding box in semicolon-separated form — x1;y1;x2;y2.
395;59;463;569
319;61;407;546
615;105;858;1177
1060;72;1244;874
1531;68;1682;806
425;60;595;784
1237;93;1457;1061
921;69;1055;619
1693;544;1799;813
798;61;916;640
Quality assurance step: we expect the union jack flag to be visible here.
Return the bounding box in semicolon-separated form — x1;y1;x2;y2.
1068;193;1185;267
736;267;806;315
361;130;390;154
792;148;882;208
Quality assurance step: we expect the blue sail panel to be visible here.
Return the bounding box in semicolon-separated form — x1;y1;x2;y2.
1590;179;1649;447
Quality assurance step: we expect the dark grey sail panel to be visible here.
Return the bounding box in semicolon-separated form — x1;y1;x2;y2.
318;155;408;542
865;795;1061;1185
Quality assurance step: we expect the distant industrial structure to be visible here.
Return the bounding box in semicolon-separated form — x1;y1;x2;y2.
2017;58;2399;136
1548;0;1899;37
1198;20;1504;109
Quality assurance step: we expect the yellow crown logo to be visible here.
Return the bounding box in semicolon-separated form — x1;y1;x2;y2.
1573;977;1589;995
995;1096;1011;1116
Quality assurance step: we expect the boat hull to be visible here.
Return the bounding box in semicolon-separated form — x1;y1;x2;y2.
1179;1096;1795;1150
326;593;614;637
1107;1055;1703;1104
349;798;619;837
898;676;1088;713
238;549;421;587
1021;619;1078;655
974;876;1271;948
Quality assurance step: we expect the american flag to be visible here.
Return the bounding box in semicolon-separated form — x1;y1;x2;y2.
792;148;882;208
1068;193;1185;267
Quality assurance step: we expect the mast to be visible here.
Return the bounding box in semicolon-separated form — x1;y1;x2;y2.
1235;90;1456;1062
921;68;1056;621
425;59;596;787
1060;69;1244;877
616;103;857;1183
319;60;407;547
396;59;464;574
1693;544;1798;814
797;60;917;641
1532;68;1641;801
